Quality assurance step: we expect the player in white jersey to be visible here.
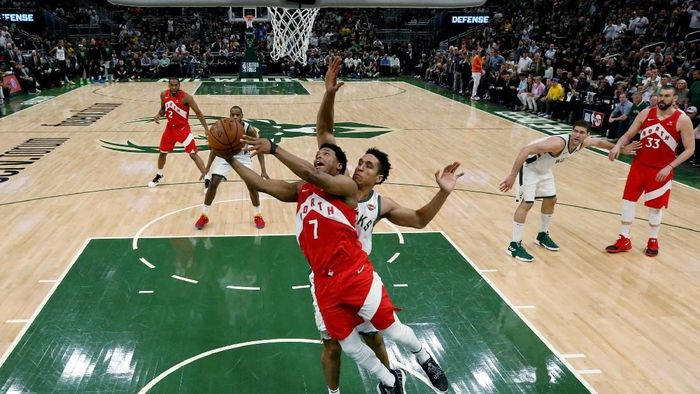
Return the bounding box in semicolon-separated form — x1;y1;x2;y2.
311;56;462;394
499;120;639;262
195;105;269;230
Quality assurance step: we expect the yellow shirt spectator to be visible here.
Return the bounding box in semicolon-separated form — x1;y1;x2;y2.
546;81;565;101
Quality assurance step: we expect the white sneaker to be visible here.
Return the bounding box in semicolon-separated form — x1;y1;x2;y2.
148;174;163;188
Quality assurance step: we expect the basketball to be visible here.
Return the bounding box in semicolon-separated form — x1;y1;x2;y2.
207;118;245;158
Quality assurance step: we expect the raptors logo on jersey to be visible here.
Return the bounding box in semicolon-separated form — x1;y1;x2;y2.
636;107;682;168
162;89;190;128
295;183;367;277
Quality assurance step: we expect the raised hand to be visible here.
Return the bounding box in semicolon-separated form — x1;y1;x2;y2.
324;56;345;94
435;161;464;193
242;135;272;156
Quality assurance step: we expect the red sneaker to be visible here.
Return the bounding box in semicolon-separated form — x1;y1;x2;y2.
645;238;659;257
195;214;209;230
254;214;265;229
605;235;632;253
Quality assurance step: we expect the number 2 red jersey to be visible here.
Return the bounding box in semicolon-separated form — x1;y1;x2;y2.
295;182;367;277
636;107;682;168
162;89;190;129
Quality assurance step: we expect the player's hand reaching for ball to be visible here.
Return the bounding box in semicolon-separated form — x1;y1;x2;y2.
435;161;464;193
499;174;516;193
325;56;345;94
242;135;272;156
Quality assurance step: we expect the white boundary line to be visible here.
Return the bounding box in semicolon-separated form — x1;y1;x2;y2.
37;279;58;283
514;305;537;309
291;285;310;290
404;80;700;193
393;284;408;288
385;222;405;244
138;290;155;294
577;369;603;374
439;231;598;393
171;275;198;284
562;353;587;359
136;338;322;393
132;197;271;250
387;252;400;263
139;257;155;269
5;320;29;324
225;285;260;291
0;237;91;368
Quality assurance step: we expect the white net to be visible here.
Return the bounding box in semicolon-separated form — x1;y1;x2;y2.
267;7;320;64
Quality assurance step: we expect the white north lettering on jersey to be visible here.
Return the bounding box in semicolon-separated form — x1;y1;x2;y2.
524;134;582;173
165;100;188;119
295;192;355;242
356;191;381;254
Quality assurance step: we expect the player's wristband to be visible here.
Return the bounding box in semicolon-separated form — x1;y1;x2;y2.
268;139;278;155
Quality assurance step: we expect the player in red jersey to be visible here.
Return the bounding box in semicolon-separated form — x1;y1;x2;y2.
148;78;208;187
225;138;447;393
607;86;695;256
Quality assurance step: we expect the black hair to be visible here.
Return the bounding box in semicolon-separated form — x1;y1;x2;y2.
230;105;242;113
572;120;591;132
365;148;391;184
168;77;180;84
319;143;348;175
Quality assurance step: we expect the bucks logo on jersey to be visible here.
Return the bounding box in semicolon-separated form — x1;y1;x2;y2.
100;117;393;154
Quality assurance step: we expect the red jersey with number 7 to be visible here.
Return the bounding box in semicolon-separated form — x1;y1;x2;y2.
162;89;190;129
295;182;367;277
635;107;682;168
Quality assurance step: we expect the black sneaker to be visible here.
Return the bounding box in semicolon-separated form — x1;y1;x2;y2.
376;368;405;394
148;174;163;188
204;178;210;189
420;356;448;392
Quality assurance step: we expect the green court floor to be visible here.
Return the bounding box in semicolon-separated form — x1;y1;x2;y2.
0;233;589;393
195;81;309;96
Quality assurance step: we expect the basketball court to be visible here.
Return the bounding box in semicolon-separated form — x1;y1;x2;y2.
0;52;699;394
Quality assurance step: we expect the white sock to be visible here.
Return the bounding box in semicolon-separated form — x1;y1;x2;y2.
203;205;210;214
205;173;211;181
620;224;631;237
254;205;261;215
649;225;660;238
157;170;163;176
512;222;524;243
540;214;552;233
328;388;339;394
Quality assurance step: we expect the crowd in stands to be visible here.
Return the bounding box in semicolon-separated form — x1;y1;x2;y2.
1;0;699;166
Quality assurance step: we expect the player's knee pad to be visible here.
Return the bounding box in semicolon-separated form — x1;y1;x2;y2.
621;199;635;222
648;208;663;227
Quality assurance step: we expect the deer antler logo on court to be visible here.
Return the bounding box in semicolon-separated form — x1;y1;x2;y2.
100;118;393;154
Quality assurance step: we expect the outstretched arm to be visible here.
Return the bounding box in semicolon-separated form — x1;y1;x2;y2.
381;162;463;228
224;154;299;202
584;137;641;155
244;136;357;199
609;108;648;161
317;56;345;147
499;137;565;193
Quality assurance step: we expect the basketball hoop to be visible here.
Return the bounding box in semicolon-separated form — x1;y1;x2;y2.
267;6;320;64
244;14;255;29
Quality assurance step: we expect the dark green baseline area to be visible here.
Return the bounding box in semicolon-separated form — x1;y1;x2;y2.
0;233;588;393
195;80;310;96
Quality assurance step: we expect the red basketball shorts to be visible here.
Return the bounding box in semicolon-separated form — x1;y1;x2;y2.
313;264;397;341
160;124;196;154
623;161;673;209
